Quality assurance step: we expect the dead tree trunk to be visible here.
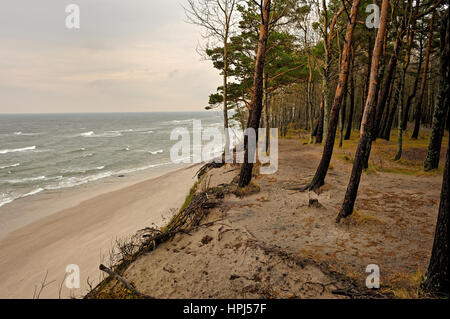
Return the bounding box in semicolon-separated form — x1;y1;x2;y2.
238;0;271;188
301;0;360;191
336;0;389;222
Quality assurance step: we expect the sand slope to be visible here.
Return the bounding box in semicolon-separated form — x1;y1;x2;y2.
0;164;201;299
106;139;442;299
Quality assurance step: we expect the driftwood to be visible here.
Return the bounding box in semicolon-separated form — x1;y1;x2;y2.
196;161;224;179
87;173;228;299
99;264;153;299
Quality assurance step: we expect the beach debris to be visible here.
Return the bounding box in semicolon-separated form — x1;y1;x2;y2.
201;235;213;245
163;266;176;274
99;264;153;299
196;160;224;179
308;198;320;208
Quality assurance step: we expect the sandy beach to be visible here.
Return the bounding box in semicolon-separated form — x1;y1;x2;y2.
0;164;201;299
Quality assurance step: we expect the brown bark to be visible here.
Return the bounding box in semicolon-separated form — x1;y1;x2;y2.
238;0;271;188
302;0;361;191
371;30;387;143
359;35;373;128
374;25;404;138
322;3;345;139
383;73;401;140
314;94;325;144
336;0;390;222
344;56;355;140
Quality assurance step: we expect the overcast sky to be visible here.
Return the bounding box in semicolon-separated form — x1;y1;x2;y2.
0;0;219;113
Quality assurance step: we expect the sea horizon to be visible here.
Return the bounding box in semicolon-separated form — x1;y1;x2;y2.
0;110;211;116
0;111;227;209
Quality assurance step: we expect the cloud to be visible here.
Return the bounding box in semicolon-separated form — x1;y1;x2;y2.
0;0;219;113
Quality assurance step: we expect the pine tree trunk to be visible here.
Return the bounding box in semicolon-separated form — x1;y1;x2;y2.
402;38;424;130
371;32;387;143
383;76;401;140
421;116;449;296
315;95;325;143
374;26;403;138
307;52;314;144
336;0;389;222
400;0;421;131
264;75;271;153
302;0;361;191
379;77;395;138
223;37;230;155
339;36;348;148
345;56;355;140
394;71;406;161
359;36;373;129
321;0;330;139
424;10;450;172
412;13;435;139
238;0;271;188
339;83;348;148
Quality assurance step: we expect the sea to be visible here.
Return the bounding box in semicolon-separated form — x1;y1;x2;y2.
0;112;228;209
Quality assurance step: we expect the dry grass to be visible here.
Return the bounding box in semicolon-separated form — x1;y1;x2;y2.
330;129;449;176
234;181;261;198
383;267;425;299
339;209;383;226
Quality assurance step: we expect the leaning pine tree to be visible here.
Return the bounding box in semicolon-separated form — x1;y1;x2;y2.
420;8;449;296
421;111;449;296
301;0;361;191
336;0;390;222
238;0;271;188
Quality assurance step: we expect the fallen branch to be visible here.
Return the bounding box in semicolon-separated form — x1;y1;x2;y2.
99;264;153;299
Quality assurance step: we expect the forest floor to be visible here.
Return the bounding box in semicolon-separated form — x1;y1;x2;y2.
90;128;447;299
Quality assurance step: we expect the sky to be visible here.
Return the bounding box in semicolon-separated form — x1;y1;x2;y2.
0;0;220;113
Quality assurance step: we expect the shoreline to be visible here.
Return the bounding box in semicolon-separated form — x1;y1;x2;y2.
0;163;202;299
0;161;195;239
